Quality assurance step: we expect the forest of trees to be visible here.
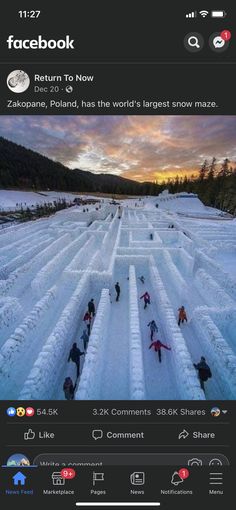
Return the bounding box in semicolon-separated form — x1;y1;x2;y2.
164;157;236;215
0;137;236;215
0;137;157;196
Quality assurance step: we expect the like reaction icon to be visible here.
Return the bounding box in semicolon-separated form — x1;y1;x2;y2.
24;429;36;441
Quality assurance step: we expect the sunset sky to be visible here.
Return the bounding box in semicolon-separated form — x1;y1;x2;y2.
0;115;236;182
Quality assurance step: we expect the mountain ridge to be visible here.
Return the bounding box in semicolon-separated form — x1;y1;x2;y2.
0;136;159;195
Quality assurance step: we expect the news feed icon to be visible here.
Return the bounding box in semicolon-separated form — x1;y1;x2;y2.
7;70;30;93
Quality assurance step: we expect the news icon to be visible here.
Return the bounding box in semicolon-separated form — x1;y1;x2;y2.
130;472;145;485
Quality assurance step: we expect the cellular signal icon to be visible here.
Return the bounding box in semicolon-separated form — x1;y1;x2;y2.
199;10;209;17
186;11;197;18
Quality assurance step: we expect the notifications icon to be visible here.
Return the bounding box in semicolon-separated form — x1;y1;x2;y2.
92;429;103;440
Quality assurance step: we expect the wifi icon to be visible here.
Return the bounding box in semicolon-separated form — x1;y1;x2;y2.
199;10;209;18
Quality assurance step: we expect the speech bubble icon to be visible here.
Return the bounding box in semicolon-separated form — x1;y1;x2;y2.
92;429;103;440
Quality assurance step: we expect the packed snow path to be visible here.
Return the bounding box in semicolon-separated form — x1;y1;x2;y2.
0;194;236;400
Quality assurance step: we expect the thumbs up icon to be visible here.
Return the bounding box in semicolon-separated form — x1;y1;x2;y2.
24;429;36;440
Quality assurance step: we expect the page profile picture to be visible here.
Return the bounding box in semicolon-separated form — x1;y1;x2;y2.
7;70;30;93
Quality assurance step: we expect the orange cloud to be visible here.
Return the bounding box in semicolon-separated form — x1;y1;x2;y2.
0;115;235;182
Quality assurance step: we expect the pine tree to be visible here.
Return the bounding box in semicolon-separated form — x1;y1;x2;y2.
219;158;230;177
207;157;217;180
199;160;208;181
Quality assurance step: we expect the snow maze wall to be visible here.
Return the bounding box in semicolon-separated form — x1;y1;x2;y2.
0;200;236;400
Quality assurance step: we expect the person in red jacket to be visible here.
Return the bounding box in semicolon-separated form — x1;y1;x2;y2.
83;311;92;336
140;291;151;309
149;340;171;363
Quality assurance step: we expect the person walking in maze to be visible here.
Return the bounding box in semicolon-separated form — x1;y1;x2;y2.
193;356;212;392
63;377;76;400
140;291;151;309
68;342;85;379
83;310;92;336
138;276;145;284
147;320;158;340
81;329;89;350
115;282;121;302
149;340;171;363
178;306;188;326
88;298;96;317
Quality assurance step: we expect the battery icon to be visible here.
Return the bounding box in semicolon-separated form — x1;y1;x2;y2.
211;10;227;18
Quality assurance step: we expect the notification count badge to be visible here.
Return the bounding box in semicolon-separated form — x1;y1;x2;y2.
61;468;76;480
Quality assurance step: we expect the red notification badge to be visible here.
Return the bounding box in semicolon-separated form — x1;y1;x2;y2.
220;30;231;41
60;468;76;479
178;468;190;480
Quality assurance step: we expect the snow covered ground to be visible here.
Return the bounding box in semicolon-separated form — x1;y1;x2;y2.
0;191;235;400
0;189;102;211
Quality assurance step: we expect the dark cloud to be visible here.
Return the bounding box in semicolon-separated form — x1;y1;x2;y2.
0;115;235;181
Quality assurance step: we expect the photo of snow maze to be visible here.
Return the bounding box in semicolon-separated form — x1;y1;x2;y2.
0;192;236;401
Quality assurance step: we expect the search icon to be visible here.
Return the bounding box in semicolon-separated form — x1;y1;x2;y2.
184;32;204;52
188;36;200;48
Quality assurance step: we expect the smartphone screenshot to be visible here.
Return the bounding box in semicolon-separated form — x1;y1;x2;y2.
0;1;235;508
